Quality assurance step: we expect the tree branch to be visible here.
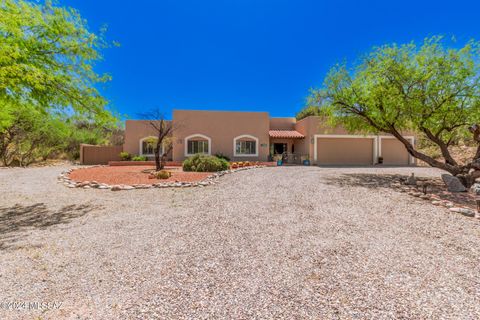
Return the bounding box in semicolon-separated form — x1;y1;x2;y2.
420;126;458;166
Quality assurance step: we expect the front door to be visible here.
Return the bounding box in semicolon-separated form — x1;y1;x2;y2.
273;143;287;155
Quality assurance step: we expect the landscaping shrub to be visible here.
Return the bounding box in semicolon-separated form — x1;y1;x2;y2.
132;155;147;161
153;170;171;179
215;153;230;162
183;154;229;172
119;151;131;161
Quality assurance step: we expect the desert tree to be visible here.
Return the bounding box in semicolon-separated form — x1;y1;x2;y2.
301;36;480;187
0;0;118;165
138;109;175;171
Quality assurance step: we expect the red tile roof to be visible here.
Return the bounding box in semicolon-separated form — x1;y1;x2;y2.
269;130;305;139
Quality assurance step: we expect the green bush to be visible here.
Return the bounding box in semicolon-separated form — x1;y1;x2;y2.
132;155;147;161
119;151;131;161
153;170;171;179
215;153;230;162
183;154;229;172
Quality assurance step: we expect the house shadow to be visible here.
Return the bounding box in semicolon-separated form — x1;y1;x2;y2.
325;173;476;208
0;203;98;250
325;173;406;189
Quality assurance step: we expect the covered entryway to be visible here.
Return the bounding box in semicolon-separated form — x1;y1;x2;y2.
269;130;305;164
314;135;377;165
379;137;413;165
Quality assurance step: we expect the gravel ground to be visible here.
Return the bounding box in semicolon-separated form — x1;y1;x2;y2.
0;165;479;319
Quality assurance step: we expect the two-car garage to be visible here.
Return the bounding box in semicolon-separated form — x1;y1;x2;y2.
314;135;413;166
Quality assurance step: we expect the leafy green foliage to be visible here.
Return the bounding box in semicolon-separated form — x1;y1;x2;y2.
0;104;68;165
0;0;119;166
303;36;480;180
132;155;147;161
119;152;131;161
295;105;322;120
0;0;114;120
183;154;229;172
0;102;119;165
214;153;230;161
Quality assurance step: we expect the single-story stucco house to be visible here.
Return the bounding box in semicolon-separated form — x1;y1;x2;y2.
81;109;415;166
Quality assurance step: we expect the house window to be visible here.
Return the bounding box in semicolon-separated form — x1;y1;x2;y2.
187;139;209;154
184;134;211;156
233;135;259;157
236;140;256;155
140;137;159;155
142;140;155;155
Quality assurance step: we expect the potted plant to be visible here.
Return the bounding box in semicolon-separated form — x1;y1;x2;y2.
302;155;310;166
273;154;283;166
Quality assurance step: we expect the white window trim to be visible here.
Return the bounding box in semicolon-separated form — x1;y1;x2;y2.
184;134;212;156
139;136;163;156
313;134;379;165
233;134;259;157
378;136;415;165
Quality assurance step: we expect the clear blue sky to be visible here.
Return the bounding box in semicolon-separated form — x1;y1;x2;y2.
62;0;480;119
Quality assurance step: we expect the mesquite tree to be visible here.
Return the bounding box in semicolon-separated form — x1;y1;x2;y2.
1;0;117;165
304;36;480;187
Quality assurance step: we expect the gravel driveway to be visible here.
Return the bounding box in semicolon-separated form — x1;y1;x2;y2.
1;165;479;319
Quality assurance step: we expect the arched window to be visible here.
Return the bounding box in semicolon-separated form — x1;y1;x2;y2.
139;136;162;156
233;135;259;157
184;134;211;156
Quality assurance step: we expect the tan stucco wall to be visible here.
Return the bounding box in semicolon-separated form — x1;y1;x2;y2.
294;116;351;159
80;144;123;165
123;120;173;159
172;110;270;161
269;118;296;130
294;116;416;165
121;113;416;165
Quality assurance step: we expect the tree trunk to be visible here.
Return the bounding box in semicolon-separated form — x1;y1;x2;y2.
154;139;162;171
160;153;167;170
389;128;462;174
154;152;161;171
386;127;480;187
455;171;480;189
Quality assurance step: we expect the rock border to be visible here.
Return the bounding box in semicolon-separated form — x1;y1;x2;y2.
57;165;266;191
390;182;479;219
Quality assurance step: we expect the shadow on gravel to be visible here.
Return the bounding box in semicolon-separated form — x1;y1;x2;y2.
324;173;405;189
0;203;97;250
326;173;476;208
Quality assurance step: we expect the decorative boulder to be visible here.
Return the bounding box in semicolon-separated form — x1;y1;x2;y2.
441;174;467;192
471;183;480;195
449;207;475;217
